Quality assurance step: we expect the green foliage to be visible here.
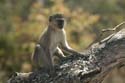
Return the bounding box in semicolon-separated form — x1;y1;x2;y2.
0;0;125;82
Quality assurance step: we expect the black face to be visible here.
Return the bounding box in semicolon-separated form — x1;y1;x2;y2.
56;19;64;29
49;14;65;29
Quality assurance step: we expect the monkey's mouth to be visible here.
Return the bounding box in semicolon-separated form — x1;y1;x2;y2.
57;20;64;29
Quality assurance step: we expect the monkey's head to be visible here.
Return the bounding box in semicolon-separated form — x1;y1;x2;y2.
49;13;65;29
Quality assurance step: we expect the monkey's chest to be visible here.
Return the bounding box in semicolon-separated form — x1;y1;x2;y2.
50;32;62;52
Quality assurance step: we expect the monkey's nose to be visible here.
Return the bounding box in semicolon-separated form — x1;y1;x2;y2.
58;20;64;23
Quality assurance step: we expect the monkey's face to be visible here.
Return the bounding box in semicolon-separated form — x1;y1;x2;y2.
49;14;65;29
55;18;65;29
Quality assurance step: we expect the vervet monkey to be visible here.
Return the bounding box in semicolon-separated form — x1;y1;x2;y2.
32;13;82;74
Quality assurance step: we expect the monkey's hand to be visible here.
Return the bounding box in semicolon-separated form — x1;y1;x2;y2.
75;52;84;56
71;52;90;60
55;47;66;58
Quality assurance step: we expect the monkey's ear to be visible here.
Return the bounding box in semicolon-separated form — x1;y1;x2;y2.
49;15;53;22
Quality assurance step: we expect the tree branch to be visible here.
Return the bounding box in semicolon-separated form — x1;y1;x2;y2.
8;29;125;83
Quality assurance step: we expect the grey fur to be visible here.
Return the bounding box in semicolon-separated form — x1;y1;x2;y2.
32;14;82;74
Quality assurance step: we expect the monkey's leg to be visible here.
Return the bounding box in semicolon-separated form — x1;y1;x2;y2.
43;48;55;74
55;47;66;58
32;44;41;67
32;44;53;72
32;44;48;69
53;47;66;65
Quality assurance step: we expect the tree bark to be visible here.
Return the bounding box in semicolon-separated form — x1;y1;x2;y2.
8;29;125;83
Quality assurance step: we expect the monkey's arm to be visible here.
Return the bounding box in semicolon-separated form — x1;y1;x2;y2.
61;42;82;55
60;32;82;55
54;47;66;58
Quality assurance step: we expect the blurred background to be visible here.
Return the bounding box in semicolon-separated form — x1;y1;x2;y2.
0;0;125;83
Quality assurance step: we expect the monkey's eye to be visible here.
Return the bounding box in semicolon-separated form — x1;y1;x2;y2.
56;19;64;24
